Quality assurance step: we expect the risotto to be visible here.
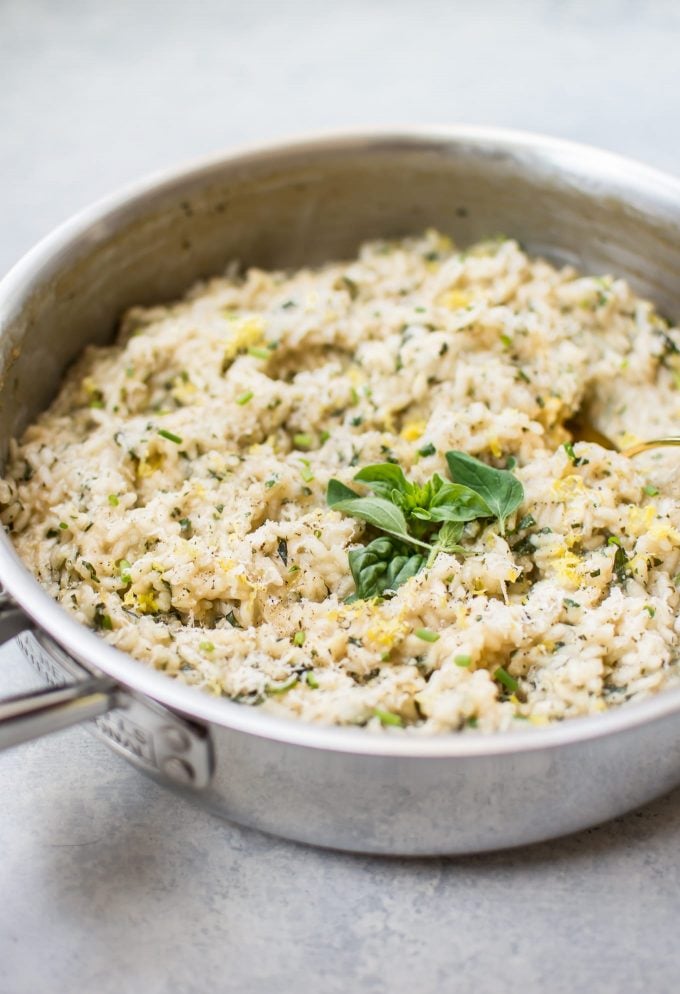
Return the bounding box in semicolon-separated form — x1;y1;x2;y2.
3;230;680;733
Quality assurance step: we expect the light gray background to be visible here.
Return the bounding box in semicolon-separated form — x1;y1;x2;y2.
1;1;680;992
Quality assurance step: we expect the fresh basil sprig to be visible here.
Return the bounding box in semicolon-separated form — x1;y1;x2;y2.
327;450;524;600
347;537;427;602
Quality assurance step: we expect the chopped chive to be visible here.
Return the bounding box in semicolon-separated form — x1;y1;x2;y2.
305;670;319;689
225;609;242;628
298;459;315;483
288;564;300;574
643;484;659;496
267;674;299;695
199;641;215;652
319;430;331;443
293;433;313;450
373;707;403;727
59;522;69;530
265;476;278;489
415;628;439;642
108;494;119;507
466;716;479;728
293;630;306;647
563;598;580;609
179;517;191;531
158;428;183;444
454;654;471;667
119;559;132;584
494;666;519;692
248;347;271;360
236;391;254;405
643;605;656;618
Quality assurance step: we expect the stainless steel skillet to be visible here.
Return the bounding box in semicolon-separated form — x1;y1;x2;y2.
1;127;680;856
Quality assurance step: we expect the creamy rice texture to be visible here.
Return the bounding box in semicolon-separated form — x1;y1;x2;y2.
3;230;680;733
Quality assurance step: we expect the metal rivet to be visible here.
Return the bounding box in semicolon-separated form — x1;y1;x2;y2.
161;757;195;785
160;725;191;753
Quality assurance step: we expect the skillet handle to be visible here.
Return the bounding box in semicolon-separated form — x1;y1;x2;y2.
0;589;213;786
0;678;116;750
0;588;116;749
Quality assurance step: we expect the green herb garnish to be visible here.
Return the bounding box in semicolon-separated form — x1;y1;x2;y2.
373;707;403;727
327;450;525;599
158;429;183;444
108;494;119;507
199;641;215;652
293;433;313;450
415;628;439;642
444;451;523;535
236;390;254;405
305;670;319;689
643;484;659;497
454;654;472;667
267;674;299;695
93;603;112;630
293;630;306;647
563;441;588;467
494;666;519;692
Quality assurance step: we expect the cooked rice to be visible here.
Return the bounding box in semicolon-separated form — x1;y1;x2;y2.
3;229;680;733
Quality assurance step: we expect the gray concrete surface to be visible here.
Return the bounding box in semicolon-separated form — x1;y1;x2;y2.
2;1;680;991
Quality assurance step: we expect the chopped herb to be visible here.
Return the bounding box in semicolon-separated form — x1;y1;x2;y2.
454;654;472;667
288;564;300;574
500;333;513;349
93;604;113;630
563;598;580;609
225;609;242;628
494;666;519;692
82;560;99;583
236;390;254;406
418;442;436;457
293;433;313;450
339;275;359;299
298;459;315;483
119;559;132;585
267;674;299;695
199;641;215;652
277;538;288;566
319;430;331;444
59;522;69;530
373;708;403;727
415;628;439;642
265;475;278;489
305;670;319;689
564;441;588;467
248;347;271;359
644;605;656;618
643;484;659;497
466;716;479;728
293;630;306;647
608;536;632;584
179;517;191;532
158;428;183;444
108;494;119;507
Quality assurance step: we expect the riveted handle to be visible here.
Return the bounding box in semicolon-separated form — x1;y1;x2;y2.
0;587;117;750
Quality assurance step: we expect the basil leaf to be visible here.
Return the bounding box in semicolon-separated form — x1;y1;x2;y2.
348;536;427;600
353;463;412;500
428;482;492;521
445;450;523;534
327;478;361;505
435;520;464;549
329;494;431;549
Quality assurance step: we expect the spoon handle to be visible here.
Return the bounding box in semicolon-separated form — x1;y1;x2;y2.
623;437;680;457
